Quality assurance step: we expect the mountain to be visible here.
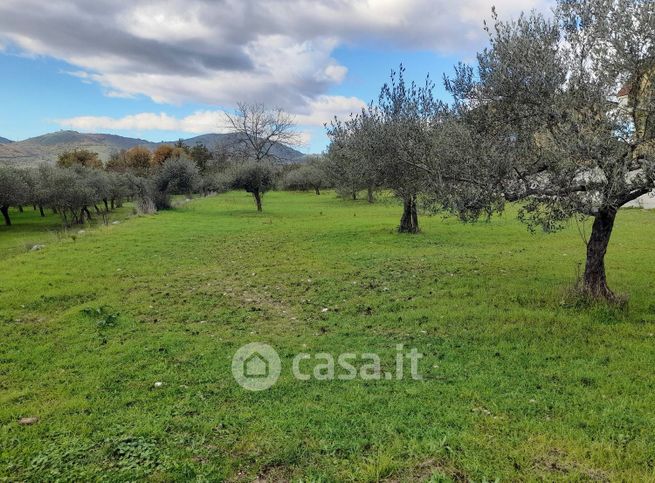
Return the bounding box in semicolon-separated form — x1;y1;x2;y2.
0;130;305;166
0;136;12;144
183;133;305;162
0;131;157;166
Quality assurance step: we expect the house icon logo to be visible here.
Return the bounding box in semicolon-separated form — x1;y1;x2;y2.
244;352;269;378
232;343;281;391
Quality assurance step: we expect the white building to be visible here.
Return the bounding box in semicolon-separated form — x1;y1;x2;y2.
617;84;655;209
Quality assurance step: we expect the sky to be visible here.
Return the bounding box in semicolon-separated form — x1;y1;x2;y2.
0;0;552;153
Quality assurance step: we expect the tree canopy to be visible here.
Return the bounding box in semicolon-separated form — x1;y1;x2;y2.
443;0;655;298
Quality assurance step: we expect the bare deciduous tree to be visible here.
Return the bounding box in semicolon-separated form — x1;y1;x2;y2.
226;102;302;163
223;102;301;211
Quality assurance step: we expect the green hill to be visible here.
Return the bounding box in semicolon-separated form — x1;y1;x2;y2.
0;130;305;166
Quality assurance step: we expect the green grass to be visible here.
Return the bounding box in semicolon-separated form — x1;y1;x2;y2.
1;191;655;481
0;204;135;260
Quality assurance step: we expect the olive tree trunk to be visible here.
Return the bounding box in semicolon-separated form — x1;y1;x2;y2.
253;190;263;212
583;208;617;299
1;206;11;226
399;195;419;233
367;186;375;203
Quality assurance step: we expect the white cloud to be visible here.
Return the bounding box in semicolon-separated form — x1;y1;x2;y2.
55;95;365;134
56;111;230;133
295;95;367;126
0;0;554;112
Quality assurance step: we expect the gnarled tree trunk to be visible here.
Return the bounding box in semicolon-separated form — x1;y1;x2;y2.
1;206;11;226
253;190;263;212
399;195;419;233
80;207;93;223
367;186;375;203
314;186;321;195
583;208;617;299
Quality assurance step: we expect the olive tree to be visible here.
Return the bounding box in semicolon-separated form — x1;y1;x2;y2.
328;66;445;233
0;166;30;226
80;167;111;213
323;122;370;200
37;165;96;225
326;109;383;203
152;156;201;209
376;68;445;232
17;168;45;216
283;162;328;195
125;174;156;215
106;172;130;210
356;115;384;204
225;161;276;211
444;0;655;299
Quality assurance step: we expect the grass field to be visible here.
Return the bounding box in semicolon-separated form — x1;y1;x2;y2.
1;191;655;481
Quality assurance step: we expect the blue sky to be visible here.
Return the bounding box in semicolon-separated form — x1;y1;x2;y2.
0;0;550;152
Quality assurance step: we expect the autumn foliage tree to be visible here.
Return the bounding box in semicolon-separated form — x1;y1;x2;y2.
124;146;153;175
152;145;186;167
57;149;102;169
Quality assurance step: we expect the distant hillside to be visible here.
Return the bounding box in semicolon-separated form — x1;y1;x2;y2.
0;130;305;166
0;131;157;166
0;136;12;144
183;133;305;162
